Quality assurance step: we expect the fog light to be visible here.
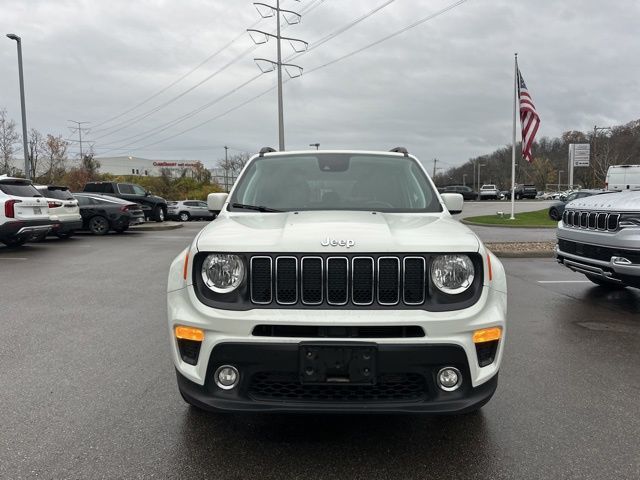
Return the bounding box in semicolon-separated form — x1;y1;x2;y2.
437;367;462;391
214;365;240;390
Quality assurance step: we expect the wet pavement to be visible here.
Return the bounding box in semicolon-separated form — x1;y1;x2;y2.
1;223;638;479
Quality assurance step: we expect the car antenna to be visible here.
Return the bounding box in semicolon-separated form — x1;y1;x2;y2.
389;147;409;157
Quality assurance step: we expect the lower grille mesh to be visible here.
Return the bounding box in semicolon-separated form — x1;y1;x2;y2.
249;372;427;403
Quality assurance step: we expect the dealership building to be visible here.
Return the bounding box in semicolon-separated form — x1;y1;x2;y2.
95;156;204;177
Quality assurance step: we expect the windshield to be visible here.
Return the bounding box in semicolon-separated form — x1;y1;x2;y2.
0;182;42;197
229;153;441;213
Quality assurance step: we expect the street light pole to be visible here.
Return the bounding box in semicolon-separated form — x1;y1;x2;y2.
462;174;467;187
477;163;485;200
558;170;564;191
7;33;30;180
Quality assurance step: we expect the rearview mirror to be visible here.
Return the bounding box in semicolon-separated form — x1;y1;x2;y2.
441;193;464;215
207;192;228;213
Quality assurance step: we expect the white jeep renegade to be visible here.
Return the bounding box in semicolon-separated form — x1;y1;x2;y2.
167;149;507;413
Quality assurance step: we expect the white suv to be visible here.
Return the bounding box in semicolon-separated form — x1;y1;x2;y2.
0;175;53;247
167;149;507;413
35;185;83;239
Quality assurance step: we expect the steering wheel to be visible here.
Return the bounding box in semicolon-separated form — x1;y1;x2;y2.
363;200;394;209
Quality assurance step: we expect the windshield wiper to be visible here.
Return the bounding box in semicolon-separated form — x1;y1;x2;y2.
231;203;282;212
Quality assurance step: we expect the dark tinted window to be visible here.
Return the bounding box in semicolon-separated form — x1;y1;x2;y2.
75;195;93;206
184;201;197;206
0;182;42;197
131;185;146;195
118;184;135;194
84;183;114;193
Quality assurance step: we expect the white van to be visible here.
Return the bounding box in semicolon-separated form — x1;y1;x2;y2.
605;165;640;191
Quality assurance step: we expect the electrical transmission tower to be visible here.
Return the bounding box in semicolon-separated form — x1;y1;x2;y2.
247;0;307;151
68;120;92;161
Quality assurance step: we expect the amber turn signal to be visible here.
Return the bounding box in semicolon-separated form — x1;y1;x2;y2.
473;327;501;344
175;326;204;342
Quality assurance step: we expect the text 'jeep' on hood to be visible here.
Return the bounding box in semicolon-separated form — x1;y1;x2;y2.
167;149;508;414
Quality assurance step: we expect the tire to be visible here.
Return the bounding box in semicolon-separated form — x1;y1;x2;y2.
2;237;28;248
153;205;166;223
549;208;560;221
88;216;109;235
179;211;190;222
56;232;74;239
585;274;626;289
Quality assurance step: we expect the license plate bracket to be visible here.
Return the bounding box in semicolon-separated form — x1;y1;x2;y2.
299;344;377;385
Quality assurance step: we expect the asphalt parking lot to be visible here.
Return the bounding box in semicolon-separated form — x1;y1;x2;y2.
1;223;638;479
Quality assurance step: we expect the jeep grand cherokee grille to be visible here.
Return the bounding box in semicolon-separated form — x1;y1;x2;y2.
562;210;620;231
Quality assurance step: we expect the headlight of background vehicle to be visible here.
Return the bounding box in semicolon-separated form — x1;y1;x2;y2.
431;254;475;295
619;213;640;228
201;254;245;293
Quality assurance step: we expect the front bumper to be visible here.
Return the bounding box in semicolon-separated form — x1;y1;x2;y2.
556;245;640;288
176;343;498;413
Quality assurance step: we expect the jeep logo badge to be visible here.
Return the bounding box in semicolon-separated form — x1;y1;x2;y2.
321;237;355;248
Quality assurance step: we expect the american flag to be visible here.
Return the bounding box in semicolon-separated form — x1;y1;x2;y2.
517;68;540;162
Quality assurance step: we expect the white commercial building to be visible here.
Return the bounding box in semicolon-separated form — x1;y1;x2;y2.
95;156;204;177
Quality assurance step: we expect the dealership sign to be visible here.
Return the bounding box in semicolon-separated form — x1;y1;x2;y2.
569;144;590;167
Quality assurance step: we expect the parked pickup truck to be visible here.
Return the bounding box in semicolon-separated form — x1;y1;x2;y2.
83;181;167;222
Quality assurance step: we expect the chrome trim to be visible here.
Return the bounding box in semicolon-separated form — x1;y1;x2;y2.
275;256;298;305
16;225;52;235
596;212;607;231
377;256;400;306
612;256;632;266
351;256;374;306
250;256;273;305
564;259;622;283
403;256;426;305
301;256;323;305
326;256;349;306
608;213;620;231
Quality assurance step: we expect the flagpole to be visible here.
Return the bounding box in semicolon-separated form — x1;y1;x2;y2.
510;53;518;220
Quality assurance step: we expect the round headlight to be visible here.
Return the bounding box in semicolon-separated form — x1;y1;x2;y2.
430;254;475;295
201;254;245;293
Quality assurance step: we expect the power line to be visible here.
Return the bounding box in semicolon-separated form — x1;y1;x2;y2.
96;0;388;152
119;0;469;152
92;0;328;134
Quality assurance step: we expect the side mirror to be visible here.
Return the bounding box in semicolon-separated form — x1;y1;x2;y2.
207;192;228;214
441;193;464;215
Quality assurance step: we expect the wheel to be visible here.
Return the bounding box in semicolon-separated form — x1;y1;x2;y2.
2;237;28;248
88;216;109;235
56;232;74;239
548;207;560;221
179;211;190;222
585;274;626;289
153;205;166;222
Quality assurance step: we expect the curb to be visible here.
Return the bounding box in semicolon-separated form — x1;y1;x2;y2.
130;223;184;232
461;219;556;229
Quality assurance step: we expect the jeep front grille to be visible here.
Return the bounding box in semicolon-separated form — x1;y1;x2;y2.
250;254;435;307
563;210;620;231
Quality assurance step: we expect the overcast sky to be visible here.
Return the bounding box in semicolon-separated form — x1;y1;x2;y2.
2;0;638;169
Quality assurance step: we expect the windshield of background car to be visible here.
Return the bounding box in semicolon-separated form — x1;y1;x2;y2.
229;153;442;213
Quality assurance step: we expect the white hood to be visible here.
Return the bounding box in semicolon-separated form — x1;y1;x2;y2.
568;190;640;212
196;210;480;253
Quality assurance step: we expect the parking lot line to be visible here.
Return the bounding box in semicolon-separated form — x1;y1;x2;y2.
0;257;27;261
537;280;591;283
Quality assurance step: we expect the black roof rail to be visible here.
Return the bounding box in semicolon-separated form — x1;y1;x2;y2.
389;146;409;156
259;147;277;157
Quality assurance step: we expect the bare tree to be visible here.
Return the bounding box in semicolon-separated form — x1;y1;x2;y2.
28;128;45;179
0;108;20;175
217;152;250;190
43;134;69;183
